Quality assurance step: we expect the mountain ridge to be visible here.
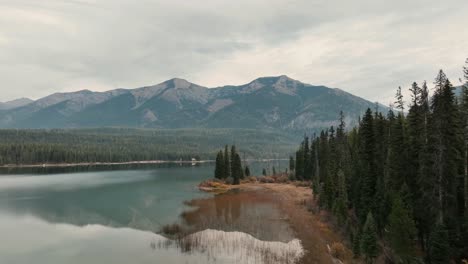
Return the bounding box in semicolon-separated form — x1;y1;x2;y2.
0;76;384;132
0;98;33;110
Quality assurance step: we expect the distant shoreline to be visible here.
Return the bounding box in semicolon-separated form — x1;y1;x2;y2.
0;158;287;169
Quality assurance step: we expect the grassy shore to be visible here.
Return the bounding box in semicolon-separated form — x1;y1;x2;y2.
193;177;357;264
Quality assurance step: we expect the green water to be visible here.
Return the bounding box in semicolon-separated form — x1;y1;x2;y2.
0;162;302;264
0;165;214;231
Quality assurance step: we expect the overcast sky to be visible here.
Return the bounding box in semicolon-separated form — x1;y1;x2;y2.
0;0;467;104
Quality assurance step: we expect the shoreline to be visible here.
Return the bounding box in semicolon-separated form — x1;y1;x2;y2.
190;180;354;264
0;160;213;168
0;158;287;169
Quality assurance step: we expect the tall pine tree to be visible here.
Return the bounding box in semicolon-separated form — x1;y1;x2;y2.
224;145;230;179
387;193;417;263
361;212;378;264
429;71;462;226
214;150;225;179
358;109;377;223
462;59;468;213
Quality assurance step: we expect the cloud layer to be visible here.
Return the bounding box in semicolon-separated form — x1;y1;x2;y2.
0;0;467;103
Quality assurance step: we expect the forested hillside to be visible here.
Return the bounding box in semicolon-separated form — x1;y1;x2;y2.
0;128;297;165
292;65;468;263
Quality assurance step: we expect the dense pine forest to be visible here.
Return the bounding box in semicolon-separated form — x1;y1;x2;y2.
292;63;468;263
0;128;296;165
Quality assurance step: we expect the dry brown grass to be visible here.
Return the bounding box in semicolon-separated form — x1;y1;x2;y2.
241;176;258;183
256;174;295;184
195;180;356;264
330;242;347;261
256;183;356;264
198;179;232;193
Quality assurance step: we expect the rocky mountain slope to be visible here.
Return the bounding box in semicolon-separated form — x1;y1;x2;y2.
0;76;382;132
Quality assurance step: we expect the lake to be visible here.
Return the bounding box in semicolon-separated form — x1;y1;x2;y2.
0;162;303;264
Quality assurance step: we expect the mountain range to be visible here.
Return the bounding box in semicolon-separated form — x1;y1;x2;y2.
0;76;384;131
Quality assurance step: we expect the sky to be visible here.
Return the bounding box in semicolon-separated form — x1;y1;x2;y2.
0;0;467;104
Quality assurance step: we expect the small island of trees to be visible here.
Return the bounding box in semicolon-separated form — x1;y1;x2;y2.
214;145;246;185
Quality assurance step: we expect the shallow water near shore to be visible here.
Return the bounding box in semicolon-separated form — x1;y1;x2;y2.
0;162;302;264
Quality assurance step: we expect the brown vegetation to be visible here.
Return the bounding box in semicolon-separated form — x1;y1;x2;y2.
199;173;311;193
194;179;356;264
198;178;231;193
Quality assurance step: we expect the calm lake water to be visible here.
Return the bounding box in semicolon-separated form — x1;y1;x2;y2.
0;162;303;264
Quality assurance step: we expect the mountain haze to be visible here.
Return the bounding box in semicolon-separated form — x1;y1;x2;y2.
0;98;33;110
0;76;382;131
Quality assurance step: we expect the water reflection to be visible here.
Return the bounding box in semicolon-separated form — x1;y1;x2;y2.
0;162;209;175
159;229;303;264
182;188;295;242
0;171;153;191
0;166;213;232
0;160;287;176
0;213;302;264
0;161;300;264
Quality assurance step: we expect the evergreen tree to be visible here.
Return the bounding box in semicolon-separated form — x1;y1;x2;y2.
272;166;276;175
224;145;230;179
373;112;388;230
409;82;422;107
328;126;338;191
358;109;377;223
352;231;361;258
227;145;243;184
387;112;407;190
237;154;244;180
324;173;334;209
462;59;468;212
214;150;225;179
387;194;417;263
317;130;334;208
348;127;361;211
427;223;450;264
311;136;320;193
395;86;405;113
232;153;241;185
430;71;462;225
303;136;312;180
295;142;305;180
289;156;295;172
262;168;267;176
231;145;237;176
415;81;433;250
244;165;251;177
361;212;379;263
336;111;351;180
332;169;348;224
407;82;424;201
337;110;346;140
319;130;330;184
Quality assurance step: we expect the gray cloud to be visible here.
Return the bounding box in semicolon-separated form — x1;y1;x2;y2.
0;0;467;103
